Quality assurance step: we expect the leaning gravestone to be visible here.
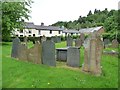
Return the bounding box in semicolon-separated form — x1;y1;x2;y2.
28;41;42;64
11;37;20;58
66;36;73;46
112;39;119;48
42;40;56;66
18;43;28;61
82;31;103;76
67;47;80;67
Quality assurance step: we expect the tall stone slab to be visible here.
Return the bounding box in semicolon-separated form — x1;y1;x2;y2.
42;40;56;66
66;36;73;47
82;32;103;76
67;47;80;67
82;37;91;72
28;41;42;64
18;44;28;61
11;37;20;58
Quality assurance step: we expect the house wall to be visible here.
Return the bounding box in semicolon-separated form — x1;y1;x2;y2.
14;29;62;37
40;30;62;37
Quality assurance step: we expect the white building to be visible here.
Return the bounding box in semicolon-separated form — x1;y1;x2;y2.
13;22;64;37
13;22;104;37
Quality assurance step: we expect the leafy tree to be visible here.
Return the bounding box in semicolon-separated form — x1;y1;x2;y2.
87;10;92;16
2;0;33;41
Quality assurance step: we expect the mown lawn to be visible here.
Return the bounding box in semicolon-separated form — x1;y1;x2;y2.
1;41;118;88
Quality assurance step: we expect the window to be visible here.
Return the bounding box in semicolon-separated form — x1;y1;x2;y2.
16;35;18;37
20;35;23;37
29;30;32;33
58;31;61;34
38;30;41;35
33;34;35;37
29;35;31;37
50;30;52;34
71;33;73;35
20;30;23;33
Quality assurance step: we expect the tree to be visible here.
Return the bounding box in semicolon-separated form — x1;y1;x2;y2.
87;10;92;16
2;0;33;41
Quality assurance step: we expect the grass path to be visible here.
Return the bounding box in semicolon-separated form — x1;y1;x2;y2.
1;42;118;88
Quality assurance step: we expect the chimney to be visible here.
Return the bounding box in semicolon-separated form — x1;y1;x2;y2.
41;22;44;26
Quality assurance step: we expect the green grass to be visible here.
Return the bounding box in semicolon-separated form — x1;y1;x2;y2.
1;42;118;88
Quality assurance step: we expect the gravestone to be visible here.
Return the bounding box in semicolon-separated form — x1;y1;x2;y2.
24;36;28;45
66;35;73;46
82;32;103;76
104;39;110;48
18;43;28;61
57;36;61;43
41;35;46;43
11;37;21;58
42;40;56;66
67;47;80;67
75;38;82;47
80;33;85;45
28;41;42;64
112;39;119;48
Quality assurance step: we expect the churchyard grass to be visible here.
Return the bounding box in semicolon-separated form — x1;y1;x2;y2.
1;42;118;88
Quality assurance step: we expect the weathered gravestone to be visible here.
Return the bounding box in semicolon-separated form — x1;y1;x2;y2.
18;43;28;61
112;39;119;48
75;38;82;47
80;33;85;45
82;31;103;76
11;37;20;58
42;40;56;66
41;35;46;43
67;47;80;67
104;39;110;48
24;36;28;45
28;41;42;64
57;36;61;43
66;35;73;46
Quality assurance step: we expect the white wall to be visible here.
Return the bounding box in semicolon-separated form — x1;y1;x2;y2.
13;29;63;37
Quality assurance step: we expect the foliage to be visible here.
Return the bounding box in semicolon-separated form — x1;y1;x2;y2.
52;9;119;41
2;0;33;41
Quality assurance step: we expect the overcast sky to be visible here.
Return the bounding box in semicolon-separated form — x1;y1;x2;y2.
27;0;119;26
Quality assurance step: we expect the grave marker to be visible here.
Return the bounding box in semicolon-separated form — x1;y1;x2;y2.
42;40;56;66
67;47;80;67
11;37;20;58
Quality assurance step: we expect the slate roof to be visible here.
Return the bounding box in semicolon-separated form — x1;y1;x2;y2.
79;26;103;33
62;29;79;33
24;22;63;31
24;22;35;29
35;25;63;31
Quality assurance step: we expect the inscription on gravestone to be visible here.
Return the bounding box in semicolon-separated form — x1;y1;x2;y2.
42;40;56;66
11;37;20;58
67;47;80;67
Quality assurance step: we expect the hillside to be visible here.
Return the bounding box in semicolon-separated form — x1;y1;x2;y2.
52;9;120;42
